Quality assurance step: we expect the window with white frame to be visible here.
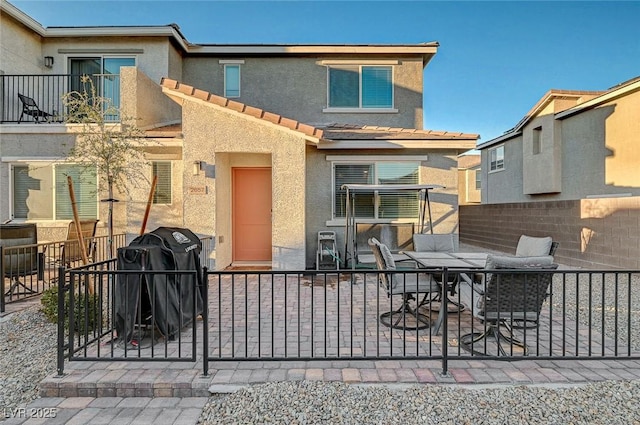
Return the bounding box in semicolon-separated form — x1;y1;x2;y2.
489;145;504;172
333;161;419;219
12;163;98;220
152;161;172;204
224;64;241;98
475;169;481;190
327;65;393;109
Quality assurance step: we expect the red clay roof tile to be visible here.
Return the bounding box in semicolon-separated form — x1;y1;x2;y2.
161;78;323;140
160;79;477;142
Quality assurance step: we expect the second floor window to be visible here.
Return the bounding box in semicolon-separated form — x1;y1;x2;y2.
328;66;393;109
224;64;241;98
489;145;504;172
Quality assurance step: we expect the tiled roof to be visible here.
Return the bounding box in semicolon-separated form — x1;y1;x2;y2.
160;78;325;140
321;124;478;140
160;79;477;146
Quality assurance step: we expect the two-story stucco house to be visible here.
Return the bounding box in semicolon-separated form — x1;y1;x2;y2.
0;0;478;270
477;76;640;205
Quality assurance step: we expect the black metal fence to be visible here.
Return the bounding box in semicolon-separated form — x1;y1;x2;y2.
57;267;640;376
1;234;127;312
0;74;122;123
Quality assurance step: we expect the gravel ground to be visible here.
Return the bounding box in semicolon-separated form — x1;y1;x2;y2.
198;380;640;425
0;306;57;411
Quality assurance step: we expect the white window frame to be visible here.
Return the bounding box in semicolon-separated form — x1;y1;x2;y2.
152;161;172;205
330;158;421;222
10;161;99;222
323;64;397;113
489;145;505;172
220;60;244;98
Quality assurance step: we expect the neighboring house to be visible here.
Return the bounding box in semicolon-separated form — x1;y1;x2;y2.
457;152;481;205
477;77;640;204
0;0;478;270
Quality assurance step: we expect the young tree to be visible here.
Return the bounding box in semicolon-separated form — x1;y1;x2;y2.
62;75;150;257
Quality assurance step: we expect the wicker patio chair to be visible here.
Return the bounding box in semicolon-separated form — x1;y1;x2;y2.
460;255;558;356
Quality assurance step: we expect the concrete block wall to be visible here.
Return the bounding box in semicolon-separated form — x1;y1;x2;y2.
459;197;640;269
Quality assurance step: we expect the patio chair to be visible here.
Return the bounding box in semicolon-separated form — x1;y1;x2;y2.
459;254;558;356
412;233;464;313
368;237;439;330
513;235;557;328
1;223;41;297
515;235;553;257
17;93;53;123
60;220;99;267
355;222;414;267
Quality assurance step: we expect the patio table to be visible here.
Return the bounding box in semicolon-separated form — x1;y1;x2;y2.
400;251;487;335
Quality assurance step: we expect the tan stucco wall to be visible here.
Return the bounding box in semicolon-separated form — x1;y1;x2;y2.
482;89;640;204
522;111;561;194
458;168;481;205
39;37;173;84
167;43;183;82
601;91;640;189
125;146;185;240
182;56;423;129
304;148;461;266
120;67;181;129
0;14;43;74
177;98;307;270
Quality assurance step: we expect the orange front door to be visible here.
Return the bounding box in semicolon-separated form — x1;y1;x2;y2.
232;167;272;262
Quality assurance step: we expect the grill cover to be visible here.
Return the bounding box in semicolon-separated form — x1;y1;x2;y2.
115;227;203;343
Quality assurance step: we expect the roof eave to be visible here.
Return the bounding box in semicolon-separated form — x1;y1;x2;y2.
556;79;640;120
317;139;477;150
476;130;522;150
1;0;46;36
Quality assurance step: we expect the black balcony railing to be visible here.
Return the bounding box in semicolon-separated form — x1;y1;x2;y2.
0;74;123;123
57;267;640;376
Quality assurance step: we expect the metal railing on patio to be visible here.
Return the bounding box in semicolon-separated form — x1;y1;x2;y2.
0;74;123;123
1;234;127;312
57;267;640;376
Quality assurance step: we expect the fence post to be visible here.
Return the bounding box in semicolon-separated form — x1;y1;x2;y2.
441;267;449;376
202;267;209;376
56;266;66;376
0;246;5;313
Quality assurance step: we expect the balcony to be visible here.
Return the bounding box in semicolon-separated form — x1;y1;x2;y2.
0;74;123;123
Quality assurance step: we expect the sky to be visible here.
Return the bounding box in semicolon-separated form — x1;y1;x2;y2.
11;0;640;144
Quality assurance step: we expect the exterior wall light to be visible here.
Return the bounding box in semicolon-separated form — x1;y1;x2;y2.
44;56;54;68
193;161;203;176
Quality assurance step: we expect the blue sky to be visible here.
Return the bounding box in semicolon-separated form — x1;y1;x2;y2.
12;0;640;143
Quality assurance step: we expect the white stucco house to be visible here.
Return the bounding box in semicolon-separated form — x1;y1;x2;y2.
0;0;478;269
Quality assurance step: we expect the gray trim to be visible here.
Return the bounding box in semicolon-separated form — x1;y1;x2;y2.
58;48;144;54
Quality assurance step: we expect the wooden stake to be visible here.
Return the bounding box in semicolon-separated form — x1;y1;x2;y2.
140;175;158;236
67;175;94;294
